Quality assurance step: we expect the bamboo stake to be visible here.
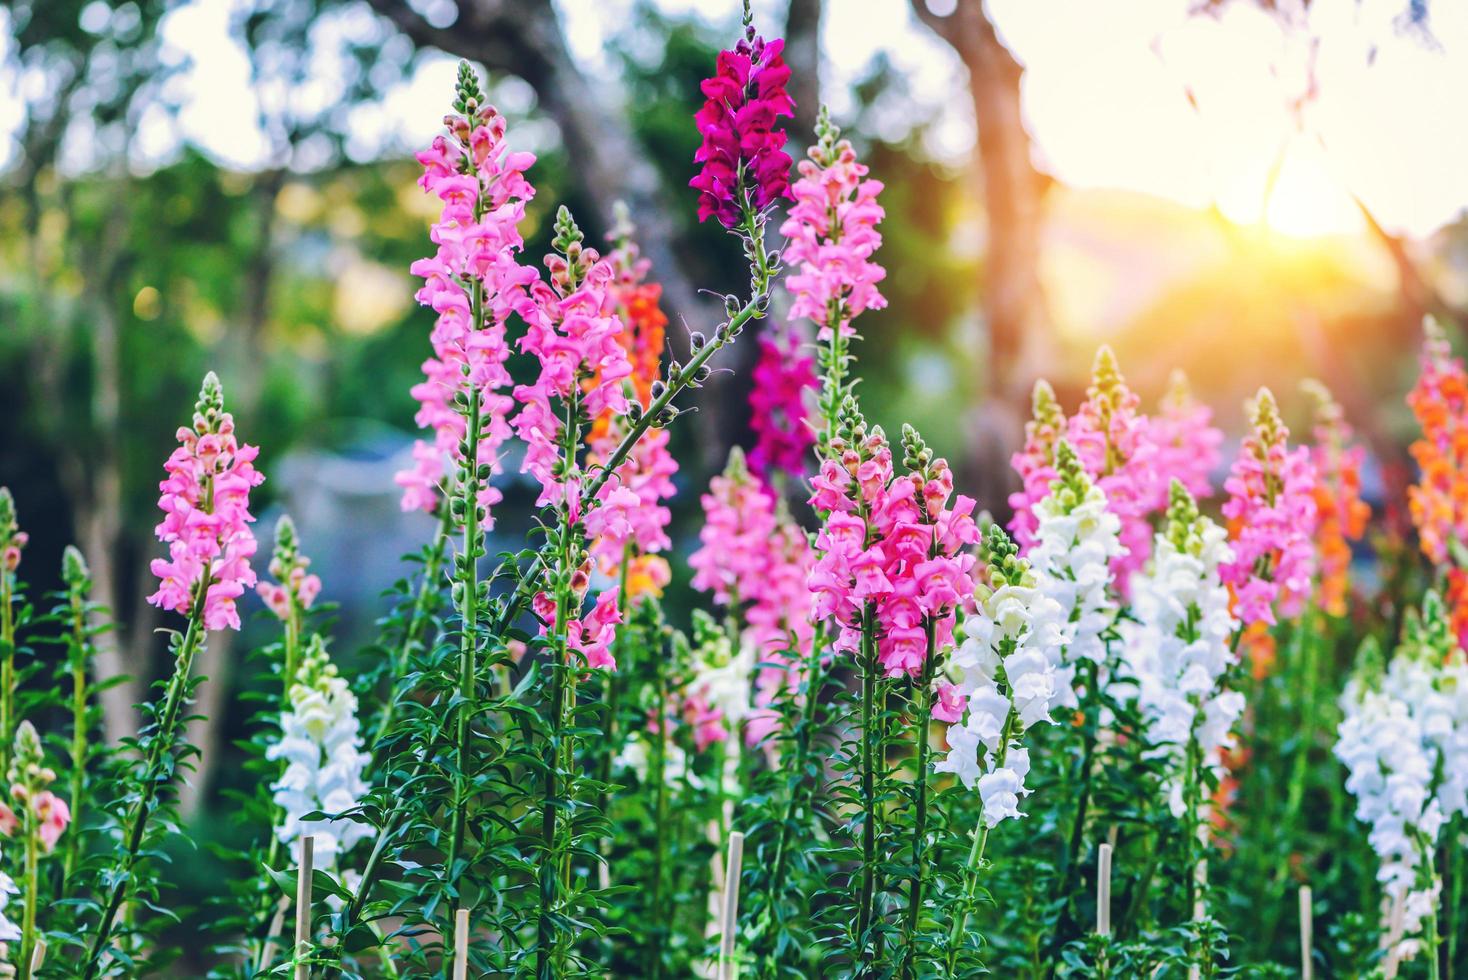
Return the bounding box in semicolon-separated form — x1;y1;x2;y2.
29;939;45;974
718;831;745;980
260;896;291;969
453;908;469;980
1384;891;1406;979
1097;843;1113;937
295;835;314;980
1298;885;1313;980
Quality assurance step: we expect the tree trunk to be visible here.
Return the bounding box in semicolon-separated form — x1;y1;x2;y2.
909;0;1051;517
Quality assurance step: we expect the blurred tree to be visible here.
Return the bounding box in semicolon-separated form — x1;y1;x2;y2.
909;0;1053;517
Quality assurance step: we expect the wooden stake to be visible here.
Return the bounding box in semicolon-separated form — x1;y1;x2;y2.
1383;891;1406;979
718;831;745;980
453;907;470;980
1097;843;1113;937
28;939;45;974
295;835;314;980
1298;885;1313;980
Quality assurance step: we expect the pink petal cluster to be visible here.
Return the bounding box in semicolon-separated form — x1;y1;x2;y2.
513;237;633;511
808;430;979;678
587;423;677;582
256;517;322;622
394;103;539;521
1151;369;1221;503
1065;347;1160;592
682;694;728;752
0;790;70;854
147;373;264;633
688;450;816;744
780;118;887;342
1221;389;1319;627
690;22;795;228
748;331;817;482
533;586;623;672
932;681;967;723
1007;380;1066;551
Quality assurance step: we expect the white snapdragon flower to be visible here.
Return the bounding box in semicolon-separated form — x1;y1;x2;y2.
1121;481;1243;819
936;526;1065;828
1336;593;1468;963
267;637;372;874
1029;442;1124;708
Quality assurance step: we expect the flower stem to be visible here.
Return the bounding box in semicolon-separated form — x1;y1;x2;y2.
898;623;938;978
946;711;1015;974
447;377;483;886
1;565;14;776
854;603;879;961
81;573;212;980
64;584;89;884
18;804;40;980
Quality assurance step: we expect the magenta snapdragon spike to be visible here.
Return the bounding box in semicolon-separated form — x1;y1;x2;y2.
1007;380;1066;552
1065;346;1159;592
1221;388;1319;626
808;417;979;678
1151;369;1221;503
748;330;818;482
690;4;795;228
147;372;264;632
394;80;539;521
781;108;887;345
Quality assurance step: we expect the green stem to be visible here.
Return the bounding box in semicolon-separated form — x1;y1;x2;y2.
447;376;483;885
64;587;89;884
372;506;451;745
899;622;938;977
945;712;1015;974
854;603;879;961
81;573;212;979
650;634;669;980
18;806;39;980
1;567;14;776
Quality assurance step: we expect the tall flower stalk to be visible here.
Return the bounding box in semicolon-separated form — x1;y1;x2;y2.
937;525;1065;971
82;371;263;977
0;489;28;777
59;546;93;883
4;722;70;980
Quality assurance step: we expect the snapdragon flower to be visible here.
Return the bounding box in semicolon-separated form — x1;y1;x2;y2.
1065;346;1159;592
1151;369;1221;503
936;525;1065;828
1336;597;1468;963
255;515;321;622
1028;440;1125;706
807;413;978;678
0;490;25;578
781;107;887;344
1220;388;1318;627
267;636;372;871
395;64;539;519
748;330;817;482
1122;481;1243;818
1303;380;1370;618
1407;317;1468;567
1008;380;1066;552
689;449;814;743
147;372;264;632
690;5;795;228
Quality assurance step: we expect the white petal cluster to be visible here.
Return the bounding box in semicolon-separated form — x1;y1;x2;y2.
1335;600;1468;963
267;641;372;872
1029;459;1124;707
936;536;1067;829
0;864;18;945
1121;495;1242;818
687;618;755;733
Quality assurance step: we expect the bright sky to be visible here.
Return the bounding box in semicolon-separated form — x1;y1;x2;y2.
3;0;1466;239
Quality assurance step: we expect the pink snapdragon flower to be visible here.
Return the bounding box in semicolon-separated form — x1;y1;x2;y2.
932;681;967;723
1221;388;1319;626
0;489;25;576
255;515;322;621
689;450;816;743
690;14;795;228
808;423;979;678
1151;369;1221;503
513;208;633;510
748;330;818;482
565;590;623;672
780;109;887;343
1008;380;1066;552
395;77;539;522
147;372;264;632
1065;346;1160;593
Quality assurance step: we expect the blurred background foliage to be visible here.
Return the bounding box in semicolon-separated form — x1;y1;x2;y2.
0;0;1464;964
